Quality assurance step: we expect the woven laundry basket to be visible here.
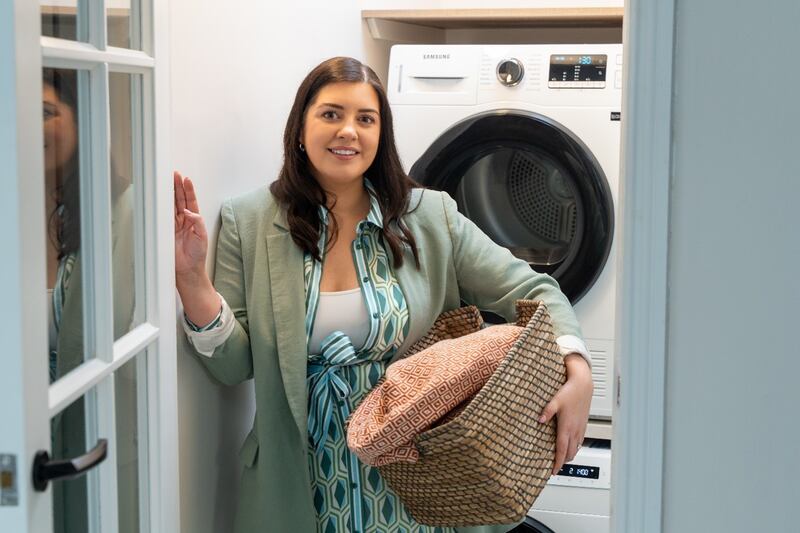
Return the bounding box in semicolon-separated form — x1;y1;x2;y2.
373;300;566;528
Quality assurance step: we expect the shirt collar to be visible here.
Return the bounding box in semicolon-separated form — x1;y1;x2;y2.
318;178;384;230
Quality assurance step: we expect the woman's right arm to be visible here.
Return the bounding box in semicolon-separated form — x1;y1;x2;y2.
174;171;253;385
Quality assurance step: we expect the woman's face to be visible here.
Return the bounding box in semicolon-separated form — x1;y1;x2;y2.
301;81;381;192
43;83;77;175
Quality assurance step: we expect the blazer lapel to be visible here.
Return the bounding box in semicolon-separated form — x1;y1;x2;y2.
266;208;308;440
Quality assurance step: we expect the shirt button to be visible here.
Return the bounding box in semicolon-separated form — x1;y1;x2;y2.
362;276;369;283
356;244;362;250
350;482;357;489
372;312;379;318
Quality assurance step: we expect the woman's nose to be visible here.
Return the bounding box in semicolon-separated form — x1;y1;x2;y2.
337;120;358;140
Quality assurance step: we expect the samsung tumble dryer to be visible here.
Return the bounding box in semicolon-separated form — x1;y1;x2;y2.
388;45;623;419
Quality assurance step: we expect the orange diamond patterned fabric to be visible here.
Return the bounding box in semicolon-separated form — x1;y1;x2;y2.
347;324;523;466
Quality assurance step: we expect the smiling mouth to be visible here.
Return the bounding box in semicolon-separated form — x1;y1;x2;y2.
328;148;359;156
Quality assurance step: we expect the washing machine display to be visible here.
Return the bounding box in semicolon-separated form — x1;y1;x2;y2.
556;464;600;480
528;440;611;533
389;44;622;419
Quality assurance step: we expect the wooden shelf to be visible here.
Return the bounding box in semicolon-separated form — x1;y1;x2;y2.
363;7;623;42
363;8;623;29
41;6;131;17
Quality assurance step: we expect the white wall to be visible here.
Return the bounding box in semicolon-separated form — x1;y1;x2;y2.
663;1;800;531
170;1;624;531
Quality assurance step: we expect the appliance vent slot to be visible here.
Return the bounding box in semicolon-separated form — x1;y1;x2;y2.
590;349;608;398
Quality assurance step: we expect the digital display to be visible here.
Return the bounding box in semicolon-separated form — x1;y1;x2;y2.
556;463;600;479
549;55;608;87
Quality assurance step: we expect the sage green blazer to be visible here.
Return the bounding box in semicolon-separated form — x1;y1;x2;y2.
192;186;583;533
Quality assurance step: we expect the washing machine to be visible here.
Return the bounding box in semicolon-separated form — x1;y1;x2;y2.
388;44;623;419
512;439;612;533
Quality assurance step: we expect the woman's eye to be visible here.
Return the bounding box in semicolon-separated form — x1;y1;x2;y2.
359;115;376;124
321;110;338;120
43;108;55;120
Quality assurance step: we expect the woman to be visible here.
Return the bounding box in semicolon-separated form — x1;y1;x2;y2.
175;57;593;533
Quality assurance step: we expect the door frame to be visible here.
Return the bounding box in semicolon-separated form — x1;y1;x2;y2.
0;0;51;530
612;0;675;531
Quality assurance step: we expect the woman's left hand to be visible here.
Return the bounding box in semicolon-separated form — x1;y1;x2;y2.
538;353;594;475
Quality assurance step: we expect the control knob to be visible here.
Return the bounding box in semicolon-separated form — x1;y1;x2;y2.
496;58;524;86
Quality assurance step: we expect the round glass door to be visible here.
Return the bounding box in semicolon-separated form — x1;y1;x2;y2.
410;110;614;304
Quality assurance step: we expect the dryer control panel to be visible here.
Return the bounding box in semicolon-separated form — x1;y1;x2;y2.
388;44;623;108
549;54;608;88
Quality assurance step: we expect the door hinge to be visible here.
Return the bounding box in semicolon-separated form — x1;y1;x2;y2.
0;454;18;506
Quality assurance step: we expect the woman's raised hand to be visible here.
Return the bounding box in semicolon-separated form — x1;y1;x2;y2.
173;171;221;327
174;171;208;278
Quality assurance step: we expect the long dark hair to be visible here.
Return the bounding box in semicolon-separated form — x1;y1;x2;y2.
270;57;421;269
43;68;80;258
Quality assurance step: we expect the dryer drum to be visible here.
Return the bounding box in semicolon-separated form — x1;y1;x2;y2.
409;110;614;305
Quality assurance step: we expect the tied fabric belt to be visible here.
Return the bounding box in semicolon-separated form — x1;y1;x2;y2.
306;331;364;452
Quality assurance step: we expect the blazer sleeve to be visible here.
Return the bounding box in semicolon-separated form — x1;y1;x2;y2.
191;200;254;385
441;191;583;340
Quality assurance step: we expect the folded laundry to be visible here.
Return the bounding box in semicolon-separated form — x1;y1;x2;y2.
347;323;524;466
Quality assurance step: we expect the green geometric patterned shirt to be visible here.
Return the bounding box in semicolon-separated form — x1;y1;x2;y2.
303;179;452;533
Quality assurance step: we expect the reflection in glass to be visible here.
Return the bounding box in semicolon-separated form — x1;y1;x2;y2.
51;391;94;533
44;68;86;383
108;0;141;50
116;355;147;533
41;1;87;42
109;72;140;339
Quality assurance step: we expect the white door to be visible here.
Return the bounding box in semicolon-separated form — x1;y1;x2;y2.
0;0;178;531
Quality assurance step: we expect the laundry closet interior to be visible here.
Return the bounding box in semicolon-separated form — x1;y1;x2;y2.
365;7;623;532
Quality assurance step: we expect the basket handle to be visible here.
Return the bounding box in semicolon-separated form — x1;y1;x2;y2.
514;300;545;327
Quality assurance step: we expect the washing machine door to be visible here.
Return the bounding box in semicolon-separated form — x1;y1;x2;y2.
410;110;613;306
509;517;557;533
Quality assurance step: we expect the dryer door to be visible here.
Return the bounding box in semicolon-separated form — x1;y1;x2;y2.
410;110;613;306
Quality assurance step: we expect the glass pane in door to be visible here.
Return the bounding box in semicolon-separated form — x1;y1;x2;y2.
43;67;89;383
107;0;142;50
109;72;143;339
51;390;97;533
49;355;149;533
41;0;89;42
115;354;148;533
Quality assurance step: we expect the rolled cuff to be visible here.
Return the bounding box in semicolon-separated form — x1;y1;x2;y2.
182;294;236;357
556;334;592;369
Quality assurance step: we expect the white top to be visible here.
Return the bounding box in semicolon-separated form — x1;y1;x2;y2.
308;288;370;355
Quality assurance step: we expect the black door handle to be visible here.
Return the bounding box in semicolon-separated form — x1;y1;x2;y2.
32;438;108;491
